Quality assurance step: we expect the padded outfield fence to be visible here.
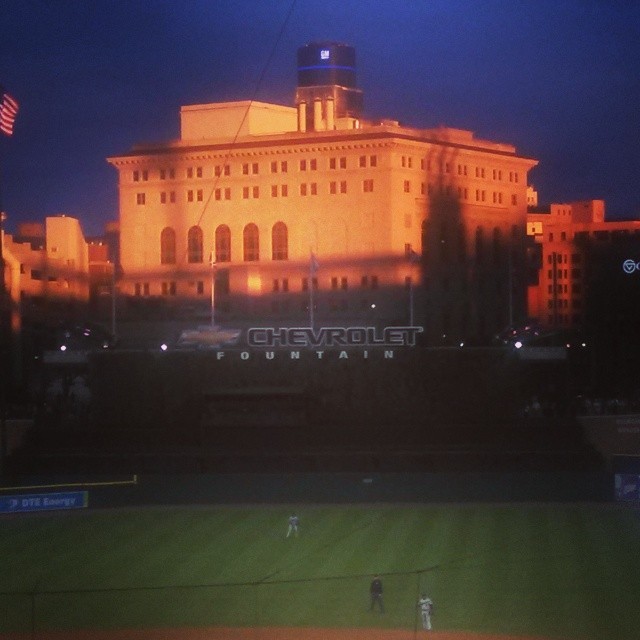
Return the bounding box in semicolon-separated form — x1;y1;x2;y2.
2;568;440;638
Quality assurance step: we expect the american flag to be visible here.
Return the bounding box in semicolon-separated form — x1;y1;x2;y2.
0;87;19;136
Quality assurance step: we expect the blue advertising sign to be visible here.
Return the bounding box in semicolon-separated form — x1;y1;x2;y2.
615;475;640;501
0;491;88;514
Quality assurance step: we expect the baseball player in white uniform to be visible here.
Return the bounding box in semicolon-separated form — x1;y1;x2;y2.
286;513;299;537
418;593;433;630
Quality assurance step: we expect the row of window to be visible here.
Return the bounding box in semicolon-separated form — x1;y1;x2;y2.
160;222;289;264
547;268;583;280
546;252;582;264
132;157;520;183
137;182;520;205
134;274;381;297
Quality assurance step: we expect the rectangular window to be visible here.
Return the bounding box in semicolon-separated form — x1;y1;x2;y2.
310;182;318;195
197;189;203;202
300;159;307;171
252;186;259;198
404;180;411;193
170;191;175;203
136;193;146;205
340;181;347;194
196;167;203;178
339;157;347;169
370;155;377;167
361;275;368;288
371;275;379;289
215;188;222;200
282;278;289;292
252;162;258;175
300;183;307;196
160;169;166;180
271;161;278;173
273;279;280;292
242;163;249;175
187;190;194;202
196;281;204;295
271;185;278;197
160;192;167;204
281;184;288;197
359;155;366;167
330;181;337;194
225;188;231;200
281;161;288;173
133;170;140;182
363;179;374;192
310;159;317;170
331;277;338;290
187;167;193;179
243;186;249;199
143;283;149;296
341;277;348;290
330;158;336;170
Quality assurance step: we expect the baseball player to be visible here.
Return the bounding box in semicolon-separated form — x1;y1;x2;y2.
417;593;433;630
369;574;384;613
286;513;299;537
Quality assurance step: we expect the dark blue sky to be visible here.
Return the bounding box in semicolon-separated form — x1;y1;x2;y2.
1;0;639;236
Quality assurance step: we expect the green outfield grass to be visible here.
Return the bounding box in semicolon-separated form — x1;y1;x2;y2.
1;504;639;639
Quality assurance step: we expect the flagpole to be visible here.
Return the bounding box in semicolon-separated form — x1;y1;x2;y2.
309;254;314;330
409;277;414;327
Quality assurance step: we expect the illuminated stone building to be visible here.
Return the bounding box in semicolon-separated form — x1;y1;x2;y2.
108;42;538;342
2;216;90;324
527;200;640;329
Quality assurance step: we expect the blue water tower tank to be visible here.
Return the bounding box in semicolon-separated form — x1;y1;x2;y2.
297;42;357;89
295;41;363;127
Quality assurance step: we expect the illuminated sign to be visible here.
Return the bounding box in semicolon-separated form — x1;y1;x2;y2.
320;49;330;60
0;491;88;514
622;259;640;274
247;326;423;348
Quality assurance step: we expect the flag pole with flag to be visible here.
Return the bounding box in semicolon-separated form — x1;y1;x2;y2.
0;84;19;476
0;87;19;137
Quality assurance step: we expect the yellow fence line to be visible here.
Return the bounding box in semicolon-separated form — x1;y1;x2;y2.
0;475;138;492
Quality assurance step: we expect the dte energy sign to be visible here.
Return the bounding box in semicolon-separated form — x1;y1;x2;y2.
0;491;88;514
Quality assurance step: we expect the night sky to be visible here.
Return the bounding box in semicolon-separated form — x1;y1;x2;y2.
1;0;639;236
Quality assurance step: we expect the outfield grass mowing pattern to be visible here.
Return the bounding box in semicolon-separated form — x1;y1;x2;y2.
1;504;639;639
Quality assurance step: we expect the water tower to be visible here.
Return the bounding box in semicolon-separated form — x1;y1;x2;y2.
295;42;363;132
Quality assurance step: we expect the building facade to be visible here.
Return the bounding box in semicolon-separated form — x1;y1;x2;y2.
3;216;90;321
107;43;538;342
527;200;640;330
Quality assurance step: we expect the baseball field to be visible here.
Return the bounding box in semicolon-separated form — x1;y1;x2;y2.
1;502;638;640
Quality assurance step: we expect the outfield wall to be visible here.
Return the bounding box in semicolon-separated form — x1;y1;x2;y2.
80;472;614;508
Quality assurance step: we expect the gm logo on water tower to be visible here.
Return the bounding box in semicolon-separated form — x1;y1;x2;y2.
622;259;640;274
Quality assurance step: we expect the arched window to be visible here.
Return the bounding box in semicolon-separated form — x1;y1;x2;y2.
187;226;203;263
272;222;288;260
215;225;231;263
243;223;259;262
160;227;176;264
